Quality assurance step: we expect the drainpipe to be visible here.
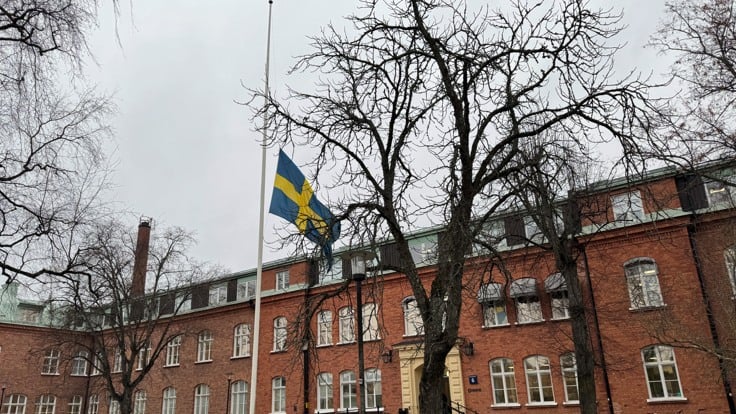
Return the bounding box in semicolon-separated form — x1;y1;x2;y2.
580;245;614;414
686;218;736;414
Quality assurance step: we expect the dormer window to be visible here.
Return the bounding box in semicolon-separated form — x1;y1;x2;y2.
612;191;644;222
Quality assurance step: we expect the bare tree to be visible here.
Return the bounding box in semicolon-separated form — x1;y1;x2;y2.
0;0;115;282
47;219;212;414
256;0;655;412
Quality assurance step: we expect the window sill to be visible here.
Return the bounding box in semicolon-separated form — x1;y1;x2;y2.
515;319;545;326
41;373;60;376
647;397;687;404
315;410;335;414
194;360;213;364
316;343;333;348
491;403;521;409
70;374;87;377
526;402;557;408
483;323;510;329
337;341;356;346
629;304;667;312
271;349;286;354
231;355;250;360
563;401;579;406
163;364;180;368
550;316;570;321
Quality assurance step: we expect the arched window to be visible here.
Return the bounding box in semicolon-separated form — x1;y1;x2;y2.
197;331;213;362
132;391;146;414
87;395;99;414
272;377;286;414
642;345;684;400
510;278;542;323
478;283;508;327
166;335;182;366
71;351;88;376
317;373;333;411
317;310;332;346
524;355;554;404
230;381;248;414
35;395;55;414
5;394;27;414
233;324;251;357
338;307;355;343
364;369;382;409
161;388;176;414
193;385;209;414
489;358;517;406
340;371;357;411
108;399;119;414
402;297;423;336
560;353;579;403
363;303;380;341
545;273;569;320
624;258;663;309
273;317;287;352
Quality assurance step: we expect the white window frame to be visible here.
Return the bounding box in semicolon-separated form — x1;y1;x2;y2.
161;387;176;414
236;279;256;301
6;394;27;414
136;344;151;371
42;349;60;375
524;355;555;405
482;300;508;327
340;371;357;411
230;381;248;414
276;270;289;291
112;348;122;373
193;385;209;414
524;216;541;240
108;399;120;414
273;317;287;352
490;358;518;406
87;396;99;414
197;331;213;362
725;246;736;295
515;295;543;324
317;311;333;346
612;191;644;222
338;307;355;344
71;351;88;376
363;303;380;341
705;177;736;206
550;290;570;320
68;396;83;414
317;373;333;411
403;297;424;336
625;258;664;309
90;352;103;376
642;345;685;401
133;391;146;414
272;377;286;414
233;324;251;358
364;369;382;410
208;284;227;306
35;395;55;414
561;353;579;404
165;336;181;367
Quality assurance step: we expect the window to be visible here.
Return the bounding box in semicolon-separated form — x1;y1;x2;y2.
524;355;555;404
71;351;88;376
233;324;251;357
35;395;55;414
230;381;248;414
112;348;122;373
725;246;736;294
340;371;357;411
6;395;27;414
510;278;543;324
524;216;541;240
176;293;191;312
705;177;735;206
478;283;508;327
363;303;380;341
208;284;227;306
68;396;82;414
273;317;287;352
166;336;182;366
108;399;119;414
642;345;684;400
625;258;664;309
87;395;99;414
560;353;579;403
276;270;289;290
137;344;151;371
42;349;60;375
317;311;332;346
402;297;424;336
545;273;569;320
272;377;286;414
490;358;518;406
197;331;213;362
236;279;256;301
133;391;146;414
612;191;644;222
161;388;176;414
193;385;209;414
90;352;103;376
365;369;382;409
338;307;355;343
317;373;333;411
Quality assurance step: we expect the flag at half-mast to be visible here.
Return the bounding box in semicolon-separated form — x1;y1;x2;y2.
269;150;341;266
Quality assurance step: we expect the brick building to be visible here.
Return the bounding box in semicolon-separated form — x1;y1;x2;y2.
1;162;736;414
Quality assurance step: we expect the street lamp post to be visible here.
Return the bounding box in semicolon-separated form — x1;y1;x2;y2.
343;251;375;414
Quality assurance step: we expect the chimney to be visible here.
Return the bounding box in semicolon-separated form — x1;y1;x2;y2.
131;218;151;298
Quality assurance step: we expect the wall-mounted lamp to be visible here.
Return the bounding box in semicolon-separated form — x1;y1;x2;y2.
461;341;474;356
381;349;393;363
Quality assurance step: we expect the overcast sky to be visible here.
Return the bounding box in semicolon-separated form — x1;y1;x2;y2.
85;0;672;273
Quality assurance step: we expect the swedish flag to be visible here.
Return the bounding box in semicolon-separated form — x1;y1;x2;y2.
269;150;341;266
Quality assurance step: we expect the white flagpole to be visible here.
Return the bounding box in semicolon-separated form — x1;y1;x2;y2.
249;1;273;413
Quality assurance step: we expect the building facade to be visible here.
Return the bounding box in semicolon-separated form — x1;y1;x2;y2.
1;162;736;414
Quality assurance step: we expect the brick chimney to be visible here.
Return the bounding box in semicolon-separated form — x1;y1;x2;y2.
131;218;151;298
